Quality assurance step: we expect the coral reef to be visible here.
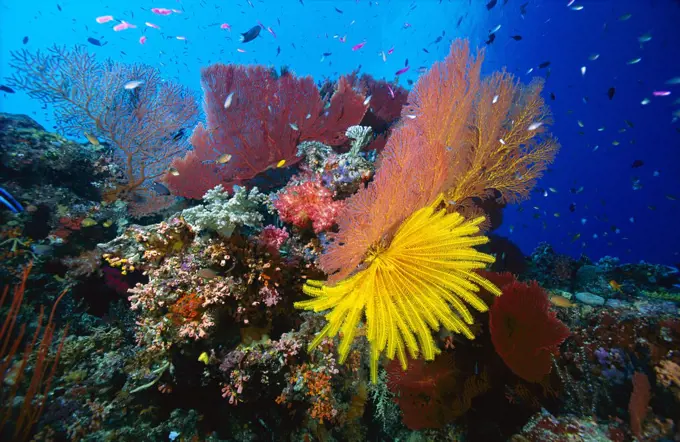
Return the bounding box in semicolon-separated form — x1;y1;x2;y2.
1;39;678;442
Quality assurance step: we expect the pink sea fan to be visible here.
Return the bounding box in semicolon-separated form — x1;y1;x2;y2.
273;176;344;233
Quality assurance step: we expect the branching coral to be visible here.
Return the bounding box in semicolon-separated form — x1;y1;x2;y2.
182;185;267;237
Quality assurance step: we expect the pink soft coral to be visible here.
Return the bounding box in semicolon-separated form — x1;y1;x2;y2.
273;176;344;233
257;225;290;254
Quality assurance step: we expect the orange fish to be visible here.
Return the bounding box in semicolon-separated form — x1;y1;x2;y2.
609;280;622;292
549;295;576;308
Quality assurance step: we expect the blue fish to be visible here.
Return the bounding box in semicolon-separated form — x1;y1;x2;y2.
0;187;24;213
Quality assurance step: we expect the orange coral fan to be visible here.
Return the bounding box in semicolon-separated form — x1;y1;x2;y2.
446;73;559;205
488;277;570;382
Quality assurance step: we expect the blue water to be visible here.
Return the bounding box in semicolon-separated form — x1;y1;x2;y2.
1;0;678;265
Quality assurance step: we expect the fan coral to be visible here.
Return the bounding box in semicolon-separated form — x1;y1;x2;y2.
7;45;198;215
386;354;456;429
297;196;500;382
489;278;570;382
628;372;651;438
273;176;345;233
166;64;367;199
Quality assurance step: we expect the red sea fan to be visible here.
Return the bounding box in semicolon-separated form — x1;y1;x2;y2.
166;65;367;199
348;73;409;134
386;354;457;430
489;279;570;382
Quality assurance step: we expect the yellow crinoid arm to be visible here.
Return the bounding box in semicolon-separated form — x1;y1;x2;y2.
294;195;502;383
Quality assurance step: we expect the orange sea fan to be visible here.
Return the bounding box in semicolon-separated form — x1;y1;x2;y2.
448;73;559;205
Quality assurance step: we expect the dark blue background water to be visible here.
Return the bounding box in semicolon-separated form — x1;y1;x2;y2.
1;0;678;265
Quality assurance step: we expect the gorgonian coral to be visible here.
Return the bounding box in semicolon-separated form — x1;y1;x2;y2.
488;276;570;382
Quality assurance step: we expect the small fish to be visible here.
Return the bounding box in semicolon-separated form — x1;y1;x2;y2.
638;33;652;43
395;66;410;76
527;121;543;131
81;218;97;228
627;57;642;65
0;85;15;94
289;123;299;131
240;25;261;43
237;48;247;53
641;98;651;105
538;61;551;69
96;15;114;24
87;37;103;46
485;34;496;45
510;35;522;41
168;167;180;176
113;21;136;32
139;36;147;45
550;92;556;100
334;7;343;13
198;268;219;279
570;5;584;10
550;295;576;308
84;132;100;145
124;80;144;90
588;53;600;61
581;66;586;76
666;194;677;201
387;46;394;55
665;77;680;85
151;181;171;196
352;41;366;51
276;159;286;168
151;7;173;15
363;95;372;105
22;36;29;45
176;36;186;41
652;90;671;97
607;87;615;100
490;24;501;34
609;280;622;292
224;92;235;109
221;23;231;30
423;47;431;53
146;22;160;29
492;95;499;104
387;85;395;99
217;153;232;164
631;160;644;168
486;0;497;10
198;352;210;365
619;13;632;20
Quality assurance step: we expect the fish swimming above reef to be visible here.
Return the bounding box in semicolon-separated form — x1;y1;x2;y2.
240;25;261;43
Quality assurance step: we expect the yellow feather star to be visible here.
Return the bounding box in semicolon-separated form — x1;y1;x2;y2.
295;196;502;383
